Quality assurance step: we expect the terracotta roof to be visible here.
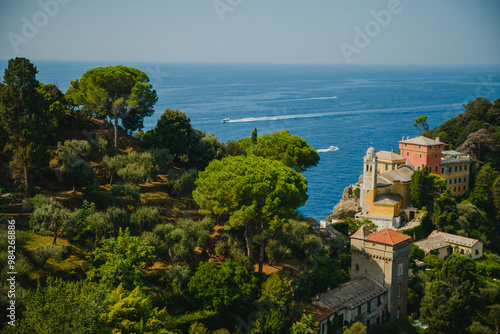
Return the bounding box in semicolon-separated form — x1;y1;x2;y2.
312;276;386;310
399;136;444;146
366;228;411;245
303;304;335;322
376;150;406;162
351;226;369;239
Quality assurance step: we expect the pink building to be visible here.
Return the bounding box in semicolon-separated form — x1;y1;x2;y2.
398;136;445;174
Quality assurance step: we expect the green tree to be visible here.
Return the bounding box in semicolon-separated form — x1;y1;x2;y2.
100;284;169;334
414;116;429;132
259;273;293;308
3;278;109;334
143;108;195;158
251;127;257;145
66;65;157;153
29;197;71;245
193;155;308;272
86;211;113;247
88;228;155;288
188;130;225;170
130;206;160;232
469;163;499;213
343;217;377;235
188;260;258;316
61;155;96;193
432;190;459;232
410;168;431;209
295;255;346;294
290;314;319;334
343;321;367;334
0;58;53;197
239;129;320;172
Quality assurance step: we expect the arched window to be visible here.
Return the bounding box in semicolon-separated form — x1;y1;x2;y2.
355;264;360;272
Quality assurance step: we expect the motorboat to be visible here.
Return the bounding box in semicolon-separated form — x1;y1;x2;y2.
221;118;230;123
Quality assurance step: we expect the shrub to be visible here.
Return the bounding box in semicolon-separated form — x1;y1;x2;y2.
33;246;52;267
130;206;160;232
170;169;198;198
265;239;291;265
117;163;148;184
110;183;141;208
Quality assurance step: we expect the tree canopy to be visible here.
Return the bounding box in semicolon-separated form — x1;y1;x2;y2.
66;65;157;152
0;57;54;197
238;129;320;172
193;155;308;261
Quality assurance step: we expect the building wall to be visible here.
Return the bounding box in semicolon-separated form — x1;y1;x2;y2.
399;142;443;171
440;161;470;196
351;237;411;322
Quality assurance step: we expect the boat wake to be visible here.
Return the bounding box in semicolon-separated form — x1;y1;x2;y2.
226;103;461;123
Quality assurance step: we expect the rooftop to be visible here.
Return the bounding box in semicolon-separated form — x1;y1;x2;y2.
399;136;444;146
303;304;335;322
378;166;414;185
376;150;406;162
351;226;370;239
373;193;403;206
366;228;412;245
312;276;386;311
415;231;480;251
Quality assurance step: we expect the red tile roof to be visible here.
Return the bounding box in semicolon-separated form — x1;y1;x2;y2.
303;304;335;322
366;228;411;245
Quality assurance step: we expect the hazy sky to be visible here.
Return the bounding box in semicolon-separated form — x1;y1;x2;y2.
1;0;499;64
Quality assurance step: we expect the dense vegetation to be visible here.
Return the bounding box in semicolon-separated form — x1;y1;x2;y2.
1;57;499;333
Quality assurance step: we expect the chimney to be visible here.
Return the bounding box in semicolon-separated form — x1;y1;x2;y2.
402;136;405;141
391;149;394;153
407;136;410;140
436;137;440;142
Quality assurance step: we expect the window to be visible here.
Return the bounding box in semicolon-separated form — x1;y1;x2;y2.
367;300;371;313
459;178;461;183
449;179;452;184
464;177;467;183
459;165;462;171
458;186;461;191
435;153;437;158
441;168;444;174
355;264;359;272
428;167;431;173
406;152;409;157
417;166;420;171
454;179;457;184
435;166;438;172
405;143;407;147
377;295;382;306
398;263;403;276
321;322;327;334
398;284;401;298
397;307;400;320
358;306;362;316
455;166;458;172
476;249;479;255
419;145;421;148
454;187;456;191
464;185;467;190
419;154;422;158
385;164;388;171
465;165;467;170
460;249;464;255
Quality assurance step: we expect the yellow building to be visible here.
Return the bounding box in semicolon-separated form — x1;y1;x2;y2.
376;150;406;173
440;150;471;196
357;146;414;230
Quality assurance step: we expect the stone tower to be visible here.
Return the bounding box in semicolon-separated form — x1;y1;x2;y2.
360;146;378;214
350;227;411;322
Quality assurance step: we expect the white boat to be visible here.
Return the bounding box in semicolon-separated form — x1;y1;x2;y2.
221;118;230;123
329;146;339;151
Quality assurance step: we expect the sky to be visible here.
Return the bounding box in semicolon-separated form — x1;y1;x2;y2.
0;0;499;65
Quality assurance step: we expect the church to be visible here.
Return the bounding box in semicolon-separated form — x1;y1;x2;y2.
356;146;415;230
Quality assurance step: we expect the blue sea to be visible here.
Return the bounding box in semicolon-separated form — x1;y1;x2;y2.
2;60;500;221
